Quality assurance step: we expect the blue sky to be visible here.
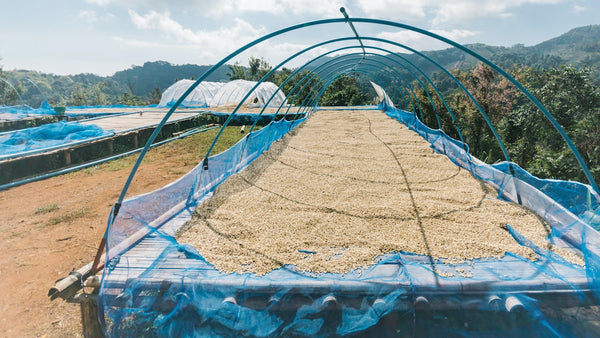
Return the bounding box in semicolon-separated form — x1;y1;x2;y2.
0;0;598;76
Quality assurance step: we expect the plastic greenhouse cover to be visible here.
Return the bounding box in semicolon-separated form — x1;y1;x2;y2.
99;104;600;337
0;120;113;157
159;79;287;108
208;80;287;107
158;80;223;107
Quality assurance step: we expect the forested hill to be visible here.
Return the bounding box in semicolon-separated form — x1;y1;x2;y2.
3;61;230;107
1;25;599;107
397;24;600;83
535;24;600;61
111;61;230;98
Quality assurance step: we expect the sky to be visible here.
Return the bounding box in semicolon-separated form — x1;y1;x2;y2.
0;0;598;76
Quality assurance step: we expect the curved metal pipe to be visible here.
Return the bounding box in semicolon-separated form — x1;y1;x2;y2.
111;16;598;229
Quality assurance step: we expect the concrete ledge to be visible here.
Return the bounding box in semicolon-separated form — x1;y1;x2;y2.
0;115;61;133
0;112;304;185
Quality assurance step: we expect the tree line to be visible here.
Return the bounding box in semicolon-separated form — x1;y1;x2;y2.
2;53;599;183
0;61;229;107
226;56;373;107
414;63;599;184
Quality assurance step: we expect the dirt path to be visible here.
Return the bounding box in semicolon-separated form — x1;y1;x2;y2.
0;127;238;337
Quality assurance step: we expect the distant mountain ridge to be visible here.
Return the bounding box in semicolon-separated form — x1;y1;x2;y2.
111;61;230;97
421;24;600;81
2;24;599;107
3;61;230;107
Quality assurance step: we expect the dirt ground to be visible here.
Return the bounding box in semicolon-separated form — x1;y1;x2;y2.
0;129;226;337
0;109;594;336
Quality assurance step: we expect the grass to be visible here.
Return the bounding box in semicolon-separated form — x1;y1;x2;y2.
34;203;59;214
44;207;91;227
156;125;257;164
87;126;256;174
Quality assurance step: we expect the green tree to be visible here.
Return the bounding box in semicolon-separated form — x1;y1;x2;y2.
319;75;370;106
453;63;518;162
227;62;247;80
227;57;274;82
274;69;315;106
89;82;107;106
149;87;162;105
247;57;272;81
504;65;600;181
415;85;458;139
118;92;144;106
70;83;88;106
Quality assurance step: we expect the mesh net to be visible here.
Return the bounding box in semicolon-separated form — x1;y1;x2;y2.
0;120;113;158
0;100;56;121
99;105;600;336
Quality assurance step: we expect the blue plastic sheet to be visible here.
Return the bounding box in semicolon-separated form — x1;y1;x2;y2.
0;120;113;156
99;106;600;336
0;101;56;121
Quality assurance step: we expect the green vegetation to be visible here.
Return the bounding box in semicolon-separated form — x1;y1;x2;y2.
415;62;600;184
2;25;599;185
154;125;253;164
83;126;251;175
319;74;372;106
228;58;373;106
1;25;597;108
394;25;600;85
227;57;273;81
34;203;59;214
1;61;229;107
44;207;91;227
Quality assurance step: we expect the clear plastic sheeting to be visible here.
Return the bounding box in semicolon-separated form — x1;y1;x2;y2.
209;80;287;107
0;120;113;157
158;80;223;107
158;80;287;108
99;105;600;337
370;81;395;107
0;100;56;121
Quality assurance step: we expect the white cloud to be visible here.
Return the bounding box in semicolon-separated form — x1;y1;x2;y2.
573;4;585;13
78;9;115;24
351;0;567;25
246;41;333;68
79;10;99;23
125;10;269;63
354;0;430;22
84;0;569;23
377;28;478;51
431;0;566;25
206;0;284;17
85;0;113;6
129;10;264;44
112;36;163;48
279;0;345;17
84;0;345;17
